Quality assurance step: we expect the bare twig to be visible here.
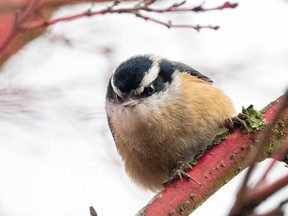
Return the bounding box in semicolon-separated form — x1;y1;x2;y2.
248;208;284;216
252;174;288;206
0;0;238;64
20;1;238;30
15;0;40;22
134;12;219;31
280;198;288;207
0;0;132;12
248;195;288;216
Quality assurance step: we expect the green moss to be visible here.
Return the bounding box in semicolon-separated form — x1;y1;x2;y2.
213;131;229;145
190;161;197;166
178;202;190;214
241;105;266;133
267;140;279;156
265;117;288;158
212;105;266;145
283;117;288;126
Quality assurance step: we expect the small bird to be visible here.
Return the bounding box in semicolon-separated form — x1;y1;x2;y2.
105;54;236;191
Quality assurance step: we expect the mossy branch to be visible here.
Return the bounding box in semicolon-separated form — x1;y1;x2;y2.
137;93;288;216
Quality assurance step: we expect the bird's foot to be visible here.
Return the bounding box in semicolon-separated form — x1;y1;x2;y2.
170;161;192;181
225;112;250;132
163;161;200;187
226;105;266;133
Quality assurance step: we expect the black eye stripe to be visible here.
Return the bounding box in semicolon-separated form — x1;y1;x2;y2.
110;55;211;98
138;75;166;98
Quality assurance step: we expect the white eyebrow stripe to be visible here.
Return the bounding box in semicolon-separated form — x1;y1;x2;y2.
111;76;123;97
135;55;161;94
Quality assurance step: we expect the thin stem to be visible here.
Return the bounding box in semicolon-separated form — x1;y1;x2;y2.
20;1;238;29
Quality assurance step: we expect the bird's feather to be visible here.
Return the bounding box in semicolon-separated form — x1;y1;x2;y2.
172;61;213;84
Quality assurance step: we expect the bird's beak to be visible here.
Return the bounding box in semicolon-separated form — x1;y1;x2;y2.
122;97;139;107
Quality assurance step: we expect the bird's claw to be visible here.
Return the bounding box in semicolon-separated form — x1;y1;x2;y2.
163;161;200;187
170;168;192;181
226;112;250;132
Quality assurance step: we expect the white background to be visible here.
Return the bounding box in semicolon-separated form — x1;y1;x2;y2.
0;0;287;215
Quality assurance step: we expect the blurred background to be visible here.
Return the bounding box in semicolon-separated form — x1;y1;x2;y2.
0;0;287;215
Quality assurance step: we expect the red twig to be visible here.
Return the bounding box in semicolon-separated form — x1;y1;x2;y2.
253;174;288;203
0;0;39;54
134;12;219;31
0;1;238;62
16;0;40;21
20;1;238;30
239;175;288;216
249;208;284;216
0;22;19;54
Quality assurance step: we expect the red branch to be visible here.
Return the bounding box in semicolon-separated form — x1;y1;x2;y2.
137;95;288;216
228;92;288;216
258;136;288;186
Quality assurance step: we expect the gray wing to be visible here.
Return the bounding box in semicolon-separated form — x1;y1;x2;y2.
173;61;213;84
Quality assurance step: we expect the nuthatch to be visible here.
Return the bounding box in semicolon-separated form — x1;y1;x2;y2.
105;54;236;191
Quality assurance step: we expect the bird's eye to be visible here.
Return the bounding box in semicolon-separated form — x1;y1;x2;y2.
140;85;156;97
147;85;155;95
